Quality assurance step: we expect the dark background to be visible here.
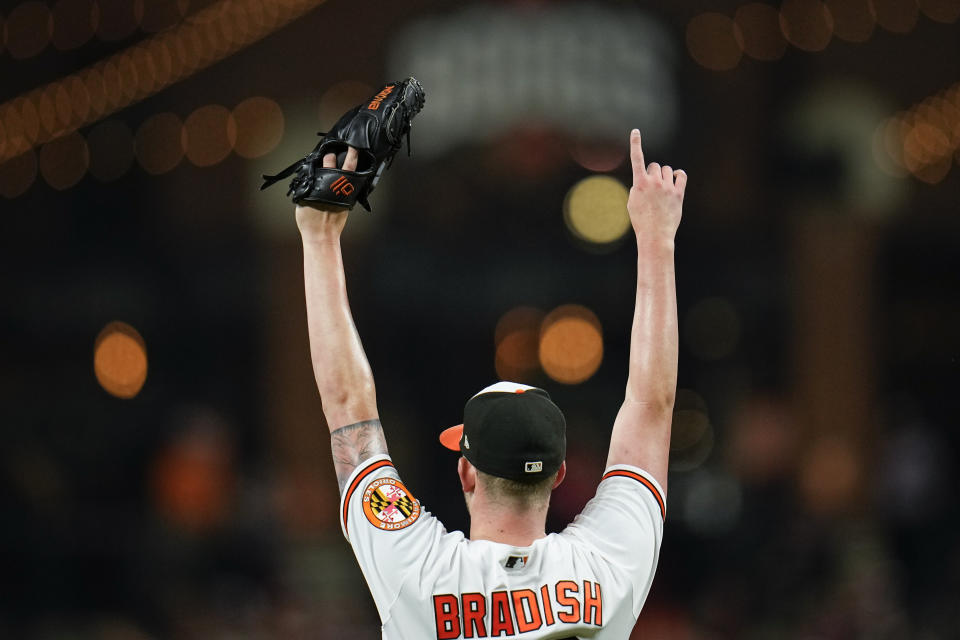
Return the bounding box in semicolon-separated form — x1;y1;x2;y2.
1;1;958;638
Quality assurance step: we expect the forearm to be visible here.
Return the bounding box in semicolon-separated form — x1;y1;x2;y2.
301;234;378;431
625;238;678;410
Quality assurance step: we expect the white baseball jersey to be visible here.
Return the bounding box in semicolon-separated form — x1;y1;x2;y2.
339;454;666;639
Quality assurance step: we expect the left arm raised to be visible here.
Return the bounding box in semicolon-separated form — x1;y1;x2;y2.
297;148;388;491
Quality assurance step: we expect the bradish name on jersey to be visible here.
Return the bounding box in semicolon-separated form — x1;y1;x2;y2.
433;579;602;638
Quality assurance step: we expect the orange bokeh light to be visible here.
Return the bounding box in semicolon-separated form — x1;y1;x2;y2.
183;104;237;167
494;307;544;383
686;12;743;71
872;0;919;33
0;149;38;199
4;1;52;60
38;130;89;190
539;305;604;385
735;3;788;62
826;0;876;43
93;321;148;399
779;0;834;52
232;96;284;159
135;112;185;175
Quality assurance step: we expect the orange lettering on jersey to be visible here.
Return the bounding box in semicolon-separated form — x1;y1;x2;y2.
461;592;486;638
539;584;555;626
433;594;460;639
489;591;515;637
511;589;542;633
583;580;602;625
555;580;580;623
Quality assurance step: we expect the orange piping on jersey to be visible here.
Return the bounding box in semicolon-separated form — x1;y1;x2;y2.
601;469;666;520
342;459;393;538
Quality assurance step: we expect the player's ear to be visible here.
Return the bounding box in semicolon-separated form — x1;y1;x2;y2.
458;456;476;494
551;461;567;490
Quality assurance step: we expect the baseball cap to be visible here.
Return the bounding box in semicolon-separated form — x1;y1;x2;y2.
439;381;566;483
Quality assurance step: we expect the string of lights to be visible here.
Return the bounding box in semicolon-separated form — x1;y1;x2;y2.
686;0;960;71
0;0;326;166
0;0;192;59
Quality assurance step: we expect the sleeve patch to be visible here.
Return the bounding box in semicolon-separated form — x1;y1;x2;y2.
601;469;666;520
362;477;421;531
342;459;394;538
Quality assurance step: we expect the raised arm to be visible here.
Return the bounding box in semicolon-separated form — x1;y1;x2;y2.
296;148;388;491
605;130;686;493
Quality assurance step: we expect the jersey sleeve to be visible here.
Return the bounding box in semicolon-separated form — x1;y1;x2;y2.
339;454;447;621
560;464;666;617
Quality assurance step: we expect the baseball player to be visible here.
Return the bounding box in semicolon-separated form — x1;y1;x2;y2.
295;128;685;638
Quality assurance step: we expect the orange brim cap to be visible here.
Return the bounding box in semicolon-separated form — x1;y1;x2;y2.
439;424;464;451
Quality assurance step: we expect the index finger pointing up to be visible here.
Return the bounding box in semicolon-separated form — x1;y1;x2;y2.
630;129;646;184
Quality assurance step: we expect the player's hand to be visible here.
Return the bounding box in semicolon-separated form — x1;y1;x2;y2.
627;129;686;244
295;146;359;240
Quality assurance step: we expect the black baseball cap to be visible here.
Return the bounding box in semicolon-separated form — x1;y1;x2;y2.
439;382;566;483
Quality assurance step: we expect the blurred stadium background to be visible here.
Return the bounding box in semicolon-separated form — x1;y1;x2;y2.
1;0;958;638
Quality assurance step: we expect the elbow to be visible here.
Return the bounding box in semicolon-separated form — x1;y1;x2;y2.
625;380;676;414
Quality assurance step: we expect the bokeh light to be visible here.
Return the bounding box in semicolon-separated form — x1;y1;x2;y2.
779;0;835;52
87;119;134;182
872;0;919;33
563;175;630;246
683;297;741;360
669;389;714;472
0;0;327;164
150;413;235;533
734;3;788;62
494;306;544;383
0;149;38;199
727;395;797;482
319;80;375;126
826;0;876;43
51;0;97;51
183;104;236;167
568;139;627;172
232;96;284;159
4;1;51;60
38;131;88;190
682;470;741;535
539;305;603;385
93;321;148;399
686;12;743;71
135;112;184;175
918;0;960;23
799;435;863;515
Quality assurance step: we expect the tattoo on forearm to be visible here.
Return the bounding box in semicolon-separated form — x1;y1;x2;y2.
330;419;389;492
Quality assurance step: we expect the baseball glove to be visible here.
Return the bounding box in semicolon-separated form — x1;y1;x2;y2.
260;77;426;211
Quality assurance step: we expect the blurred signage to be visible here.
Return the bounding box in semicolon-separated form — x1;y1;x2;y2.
388;2;677;157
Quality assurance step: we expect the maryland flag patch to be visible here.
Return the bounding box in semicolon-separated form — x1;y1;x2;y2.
361;477;421;531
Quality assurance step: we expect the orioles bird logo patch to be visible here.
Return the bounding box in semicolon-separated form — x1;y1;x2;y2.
362;477;421;531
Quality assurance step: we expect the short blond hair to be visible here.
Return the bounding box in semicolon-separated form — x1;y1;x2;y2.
476;469;557;511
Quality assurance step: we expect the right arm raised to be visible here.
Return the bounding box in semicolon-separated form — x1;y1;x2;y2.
605;130;686;494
